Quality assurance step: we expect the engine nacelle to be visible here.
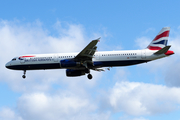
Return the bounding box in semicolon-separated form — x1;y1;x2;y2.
66;69;86;77
60;59;81;68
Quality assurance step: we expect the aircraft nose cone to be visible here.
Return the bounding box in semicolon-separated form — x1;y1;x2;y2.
5;62;10;69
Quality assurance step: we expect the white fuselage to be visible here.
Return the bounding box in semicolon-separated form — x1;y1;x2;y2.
5;49;166;70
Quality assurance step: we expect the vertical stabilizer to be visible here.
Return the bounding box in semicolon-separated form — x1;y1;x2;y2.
147;27;170;50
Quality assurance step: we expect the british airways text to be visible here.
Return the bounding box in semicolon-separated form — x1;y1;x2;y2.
24;57;52;62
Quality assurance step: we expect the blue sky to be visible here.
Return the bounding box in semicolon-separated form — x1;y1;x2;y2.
1;0;180;120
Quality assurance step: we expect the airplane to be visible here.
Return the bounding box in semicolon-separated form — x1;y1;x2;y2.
5;27;174;80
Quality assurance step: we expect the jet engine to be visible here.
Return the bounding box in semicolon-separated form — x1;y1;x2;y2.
66;69;86;77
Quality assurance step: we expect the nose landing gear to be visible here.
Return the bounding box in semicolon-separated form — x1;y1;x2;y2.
22;70;26;79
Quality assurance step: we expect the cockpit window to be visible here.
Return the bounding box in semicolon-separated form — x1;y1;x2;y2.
12;58;16;61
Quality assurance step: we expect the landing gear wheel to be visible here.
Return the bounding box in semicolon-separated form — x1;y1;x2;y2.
22;75;26;79
87;74;92;80
22;70;26;79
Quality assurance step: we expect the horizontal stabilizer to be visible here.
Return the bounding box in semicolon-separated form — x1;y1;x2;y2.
154;45;171;55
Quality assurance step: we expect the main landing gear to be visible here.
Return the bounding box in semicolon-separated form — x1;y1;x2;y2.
85;68;92;80
22;70;26;79
87;74;92;80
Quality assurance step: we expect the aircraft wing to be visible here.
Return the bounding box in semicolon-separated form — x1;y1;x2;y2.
75;38;100;60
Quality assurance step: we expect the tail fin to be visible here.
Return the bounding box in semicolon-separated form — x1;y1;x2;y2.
147;27;170;50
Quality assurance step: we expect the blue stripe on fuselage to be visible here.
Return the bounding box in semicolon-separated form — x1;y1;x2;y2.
6;63;60;70
93;60;149;67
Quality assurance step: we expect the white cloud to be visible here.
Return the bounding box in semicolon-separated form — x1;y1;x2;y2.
15;91;111;120
0;108;23;120
17;92;89;120
113;68;130;82
164;60;180;87
131;117;148;120
5;81;180;120
135;36;151;49
163;29;180;87
0;91;110;120
119;115;148;120
107;81;180;116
